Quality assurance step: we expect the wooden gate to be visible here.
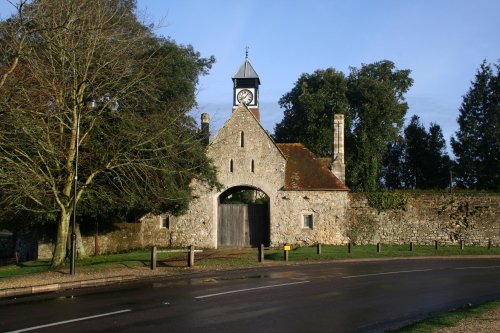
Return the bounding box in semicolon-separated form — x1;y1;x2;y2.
218;204;269;247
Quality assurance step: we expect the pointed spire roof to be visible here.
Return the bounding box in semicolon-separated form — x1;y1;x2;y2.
232;58;260;84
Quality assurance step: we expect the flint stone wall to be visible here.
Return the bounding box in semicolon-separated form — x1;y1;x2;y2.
271;190;349;246
347;193;500;246
166;180;216;248
36;193;499;259
37;219;166;259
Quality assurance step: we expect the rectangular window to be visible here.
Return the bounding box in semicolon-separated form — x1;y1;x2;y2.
303;214;313;229
160;216;169;229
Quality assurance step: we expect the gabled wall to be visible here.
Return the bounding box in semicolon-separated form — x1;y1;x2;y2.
165;105;287;248
209;105;286;195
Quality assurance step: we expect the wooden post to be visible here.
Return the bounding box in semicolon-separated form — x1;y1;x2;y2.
348;242;351;253
460;240;464;250
150;246;157;270
258;244;264;263
449;169;453;193
188;245;194;268
94;221;99;256
377;243;381;253
409;242;413;251
434;240;439;250
317;243;322;255
488;239;492;250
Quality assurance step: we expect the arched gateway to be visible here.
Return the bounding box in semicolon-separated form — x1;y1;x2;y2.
218;186;270;247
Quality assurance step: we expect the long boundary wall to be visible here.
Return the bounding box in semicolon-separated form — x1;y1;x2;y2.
347;193;499;246
36;193;499;259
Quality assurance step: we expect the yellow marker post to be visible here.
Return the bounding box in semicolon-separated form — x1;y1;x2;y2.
283;244;291;261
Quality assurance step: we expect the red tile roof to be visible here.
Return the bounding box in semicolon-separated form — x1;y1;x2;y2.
276;143;349;191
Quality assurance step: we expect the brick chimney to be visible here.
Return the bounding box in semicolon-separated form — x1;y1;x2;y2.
331;114;345;183
201;113;210;146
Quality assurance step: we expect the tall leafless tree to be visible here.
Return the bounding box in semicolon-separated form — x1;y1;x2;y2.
0;0;217;267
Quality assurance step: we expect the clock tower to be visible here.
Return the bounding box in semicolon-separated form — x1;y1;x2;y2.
232;53;261;121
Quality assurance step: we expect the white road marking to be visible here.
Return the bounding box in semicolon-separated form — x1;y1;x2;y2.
194;280;310;300
6;309;131;333
342;268;434;279
455;265;500;270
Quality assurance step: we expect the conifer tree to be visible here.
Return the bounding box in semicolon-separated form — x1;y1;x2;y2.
451;60;499;189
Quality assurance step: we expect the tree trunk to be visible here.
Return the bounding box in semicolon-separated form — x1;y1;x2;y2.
76;223;87;259
51;212;71;268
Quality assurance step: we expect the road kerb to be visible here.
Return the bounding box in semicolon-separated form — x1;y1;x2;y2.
32;284;59;294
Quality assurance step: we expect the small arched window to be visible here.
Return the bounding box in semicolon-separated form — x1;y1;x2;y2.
251;159;255;173
240;131;245;147
230;159;233;172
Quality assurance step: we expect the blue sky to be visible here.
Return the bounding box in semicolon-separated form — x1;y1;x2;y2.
2;0;499;152
136;0;499;152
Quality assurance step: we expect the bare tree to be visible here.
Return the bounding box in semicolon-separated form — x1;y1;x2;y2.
0;0;217;267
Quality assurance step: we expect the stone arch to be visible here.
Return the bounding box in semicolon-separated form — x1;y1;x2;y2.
217;185;270;247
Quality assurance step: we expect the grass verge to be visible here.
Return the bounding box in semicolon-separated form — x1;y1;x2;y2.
1;244;499;279
392;300;500;332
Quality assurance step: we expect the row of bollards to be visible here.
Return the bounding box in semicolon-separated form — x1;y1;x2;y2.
258;243;294;262
279;239;493;260
344;239;493;253
152;239;495;269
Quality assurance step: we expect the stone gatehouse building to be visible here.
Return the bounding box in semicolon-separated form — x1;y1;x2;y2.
34;58;498;259
145;57;350;248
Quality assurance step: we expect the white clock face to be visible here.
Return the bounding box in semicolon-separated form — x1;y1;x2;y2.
237;89;253;105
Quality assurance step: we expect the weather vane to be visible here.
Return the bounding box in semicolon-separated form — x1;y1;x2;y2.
245;46;249;59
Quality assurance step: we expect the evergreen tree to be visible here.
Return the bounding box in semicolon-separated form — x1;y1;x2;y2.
451;60;500;189
426;123;453;188
381;115;453;189
403;115;430;188
346;61;413;191
274;60;413;191
381;136;405;189
274;68;348;157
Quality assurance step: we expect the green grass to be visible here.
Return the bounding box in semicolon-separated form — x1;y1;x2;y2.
393;300;500;332
194;251;261;268
266;244;500;261
1;244;498;280
0;260;52;278
0;249;186;279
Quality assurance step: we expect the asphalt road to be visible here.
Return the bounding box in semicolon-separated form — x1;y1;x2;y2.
1;257;499;333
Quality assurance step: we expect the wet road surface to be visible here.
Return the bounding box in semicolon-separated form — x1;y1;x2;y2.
1;257;499;332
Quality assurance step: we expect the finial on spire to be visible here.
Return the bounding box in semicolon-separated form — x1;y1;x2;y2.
245;46;249;59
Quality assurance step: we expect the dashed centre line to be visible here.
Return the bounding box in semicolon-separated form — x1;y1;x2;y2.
194;280;311;300
6;309;131;333
454;265;500;270
342;268;434;279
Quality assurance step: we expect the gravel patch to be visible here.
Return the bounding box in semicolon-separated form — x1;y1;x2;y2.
432;306;500;332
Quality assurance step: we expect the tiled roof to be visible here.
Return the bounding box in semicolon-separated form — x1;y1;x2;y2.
317;157;333;169
276;143;349;191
